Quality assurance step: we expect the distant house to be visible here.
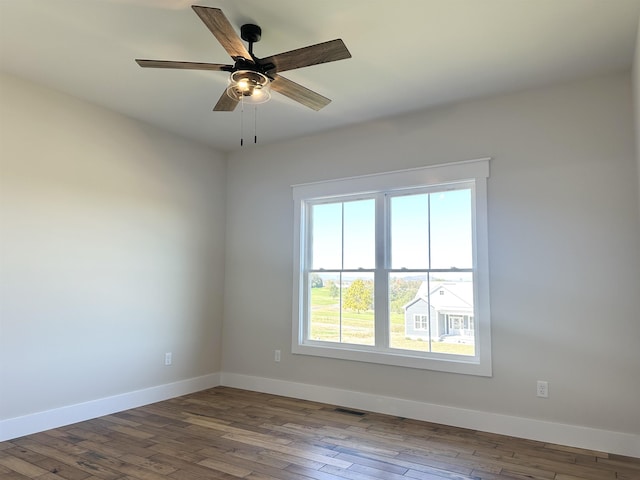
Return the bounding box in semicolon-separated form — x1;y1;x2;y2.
404;281;474;343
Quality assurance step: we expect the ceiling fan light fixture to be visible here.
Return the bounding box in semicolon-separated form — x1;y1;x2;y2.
226;70;271;104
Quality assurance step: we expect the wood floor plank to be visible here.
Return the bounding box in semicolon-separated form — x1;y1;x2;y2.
220;433;353;469
150;452;236;479
3;445;93;480
334;451;408;475
1;386;638;480
0;453;51;478
12;440;121;480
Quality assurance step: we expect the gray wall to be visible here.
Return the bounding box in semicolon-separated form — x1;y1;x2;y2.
635;19;640;218
0;73;227;420
1;68;639;442
224;72;640;435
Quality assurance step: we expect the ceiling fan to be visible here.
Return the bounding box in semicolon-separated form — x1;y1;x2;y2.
135;5;352;112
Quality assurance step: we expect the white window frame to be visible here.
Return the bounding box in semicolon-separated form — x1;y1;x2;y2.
292;158;491;376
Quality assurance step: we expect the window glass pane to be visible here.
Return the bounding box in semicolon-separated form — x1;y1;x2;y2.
389;272;475;356
343;199;375;269
390;194;429;269
311;202;342;269
309;273;341;342
389;273;429;351
430;189;472;269
341;273;374;345
309;273;375;346
428;271;475;356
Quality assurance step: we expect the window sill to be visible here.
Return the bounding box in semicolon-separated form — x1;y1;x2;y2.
292;342;492;377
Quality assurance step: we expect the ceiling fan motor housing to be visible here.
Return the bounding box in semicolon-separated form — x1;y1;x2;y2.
241;24;261;44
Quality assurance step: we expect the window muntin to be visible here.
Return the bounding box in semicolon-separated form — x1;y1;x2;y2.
292;159;491;376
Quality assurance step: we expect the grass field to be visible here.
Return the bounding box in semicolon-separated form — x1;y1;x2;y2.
310;286;474;356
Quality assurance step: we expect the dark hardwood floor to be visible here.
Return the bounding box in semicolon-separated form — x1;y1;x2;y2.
1;387;638;479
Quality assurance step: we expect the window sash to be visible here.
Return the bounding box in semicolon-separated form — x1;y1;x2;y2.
304;183;474;348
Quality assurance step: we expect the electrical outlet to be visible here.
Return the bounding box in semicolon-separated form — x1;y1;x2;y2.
536;380;548;398
274;350;281;362
165;352;172;366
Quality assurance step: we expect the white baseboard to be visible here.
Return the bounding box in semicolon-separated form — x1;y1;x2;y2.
0;373;220;442
220;372;640;458
3;371;638;458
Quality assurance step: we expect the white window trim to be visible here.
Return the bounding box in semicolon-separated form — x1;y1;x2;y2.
292;158;492;376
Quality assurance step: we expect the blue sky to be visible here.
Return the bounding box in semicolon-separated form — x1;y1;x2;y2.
310;189;472;271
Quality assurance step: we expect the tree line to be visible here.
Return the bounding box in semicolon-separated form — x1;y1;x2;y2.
311;274;422;314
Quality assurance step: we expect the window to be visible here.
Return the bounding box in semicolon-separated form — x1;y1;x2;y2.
414;314;428;330
292;158;491;376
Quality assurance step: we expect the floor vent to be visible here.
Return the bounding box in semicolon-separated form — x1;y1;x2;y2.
334;408;366;416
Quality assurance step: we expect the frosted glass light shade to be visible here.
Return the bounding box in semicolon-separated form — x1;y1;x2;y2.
226;70;271;105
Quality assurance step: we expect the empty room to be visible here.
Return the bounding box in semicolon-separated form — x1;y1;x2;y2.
1;1;640;479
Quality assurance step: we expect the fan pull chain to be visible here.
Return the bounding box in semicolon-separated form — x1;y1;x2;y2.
240;95;245;147
254;105;258;144
239;99;260;147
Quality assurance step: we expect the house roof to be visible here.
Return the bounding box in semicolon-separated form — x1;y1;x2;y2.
405;281;473;311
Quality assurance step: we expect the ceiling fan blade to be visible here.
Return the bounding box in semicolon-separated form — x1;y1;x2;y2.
270;74;331;111
213;90;239;111
136;59;232;71
259;39;351;73
192;6;252;62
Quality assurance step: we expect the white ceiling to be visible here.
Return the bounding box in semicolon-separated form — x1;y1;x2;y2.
1;0;639;152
